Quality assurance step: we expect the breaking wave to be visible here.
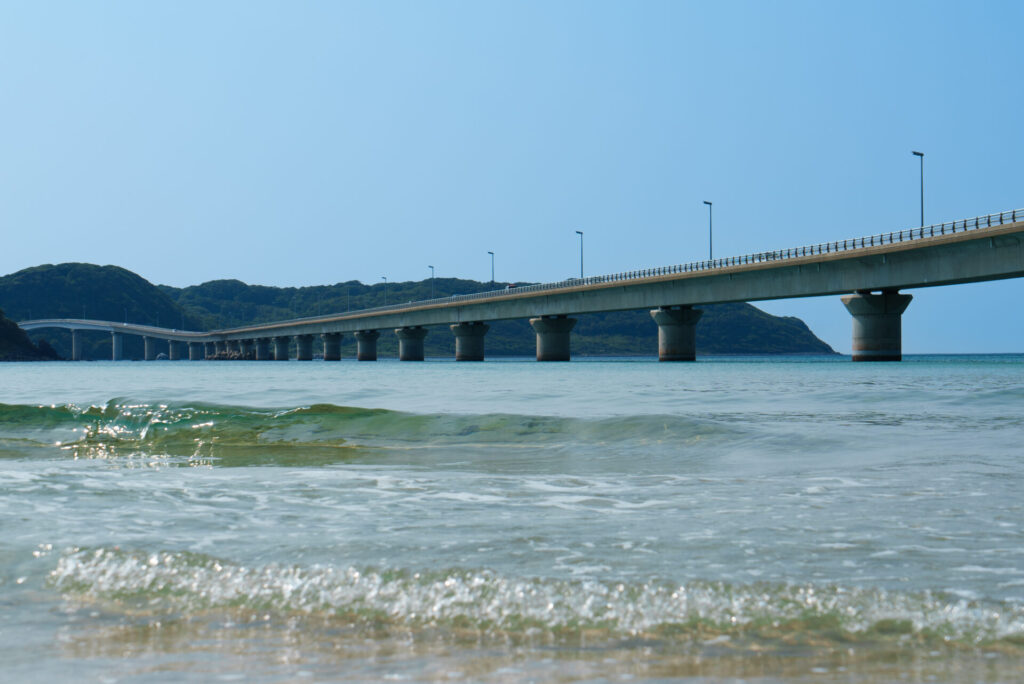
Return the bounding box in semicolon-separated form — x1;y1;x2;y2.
50;547;1024;647
0;400;733;464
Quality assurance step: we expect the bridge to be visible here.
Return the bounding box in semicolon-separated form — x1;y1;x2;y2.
19;208;1024;362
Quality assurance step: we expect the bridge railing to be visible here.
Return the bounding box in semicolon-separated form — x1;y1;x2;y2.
440;208;1024;303
217;208;1023;332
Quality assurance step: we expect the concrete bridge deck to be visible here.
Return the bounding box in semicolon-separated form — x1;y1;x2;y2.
19;208;1024;362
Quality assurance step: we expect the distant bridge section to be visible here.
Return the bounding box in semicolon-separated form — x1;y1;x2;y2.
20;208;1024;362
18;320;208;361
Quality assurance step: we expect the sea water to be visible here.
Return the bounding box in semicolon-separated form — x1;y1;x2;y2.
1;356;1023;682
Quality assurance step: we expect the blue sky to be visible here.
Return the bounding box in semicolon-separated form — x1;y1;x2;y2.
1;1;1021;352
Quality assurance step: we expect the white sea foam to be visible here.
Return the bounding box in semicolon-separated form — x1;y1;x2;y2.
50;547;1024;643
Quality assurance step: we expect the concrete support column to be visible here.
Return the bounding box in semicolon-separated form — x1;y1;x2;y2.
354;330;380;361
144;336;158;361
215;340;227;355
295;334;314;361
240;339;255;358
841;291;913;362
450;322;489;361
396;326;428;361
71;330;82;361
189;342;204;360
529;316;577;361
111;332;124;361
168;340;183;361
650;306;704;361
323;333;342;361
255;338;271;361
273;336;290;361
204;342;215;359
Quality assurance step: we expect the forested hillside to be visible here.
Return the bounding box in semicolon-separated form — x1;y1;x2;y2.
0;308;59;361
0;263;202;360
0;263;836;359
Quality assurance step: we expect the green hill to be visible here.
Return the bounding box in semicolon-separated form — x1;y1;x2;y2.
0;263;202;360
0;263;836;359
0;308;59;361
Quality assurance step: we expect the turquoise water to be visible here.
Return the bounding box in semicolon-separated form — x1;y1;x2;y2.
2;356;1024;681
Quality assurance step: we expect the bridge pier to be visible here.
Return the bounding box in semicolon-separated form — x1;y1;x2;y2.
650;306;703;361
144;336;158;361
70;330;82;361
396;326;428;361
450;322;489;361
227;340;241;355
354;330;380;361
214;340;227;355
111;332;124;361
323;333;342;361
255;337;271;360
273;336;290;361
530;316;576;361
189;342;204;360
841;291;913;361
168;340;183;361
241;339;255;358
296;334;314;361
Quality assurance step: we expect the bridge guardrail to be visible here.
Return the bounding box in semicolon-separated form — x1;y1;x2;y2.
217;208;1022;333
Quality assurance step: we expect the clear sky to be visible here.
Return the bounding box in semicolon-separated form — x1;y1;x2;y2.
1;1;1022;353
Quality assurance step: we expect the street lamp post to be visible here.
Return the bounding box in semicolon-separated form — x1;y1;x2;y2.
575;230;584;279
488;251;494;285
912;150;924;227
428;265;435;299
703;201;713;260
382;276;388;305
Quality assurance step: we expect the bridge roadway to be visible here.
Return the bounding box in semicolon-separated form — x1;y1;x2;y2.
19;208;1024;362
